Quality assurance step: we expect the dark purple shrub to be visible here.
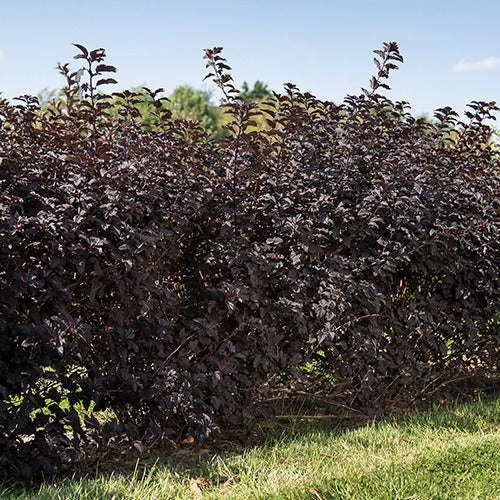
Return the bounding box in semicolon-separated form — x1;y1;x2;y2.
0;42;498;478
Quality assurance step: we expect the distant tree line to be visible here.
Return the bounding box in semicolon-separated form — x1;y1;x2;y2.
37;80;273;137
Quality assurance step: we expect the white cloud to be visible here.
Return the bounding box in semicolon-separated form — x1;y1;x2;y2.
454;56;500;72
0;50;4;62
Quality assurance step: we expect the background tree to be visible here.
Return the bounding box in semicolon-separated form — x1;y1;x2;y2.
239;80;273;103
36;87;60;107
166;85;221;135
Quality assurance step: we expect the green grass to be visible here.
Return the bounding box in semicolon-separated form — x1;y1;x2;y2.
2;396;498;499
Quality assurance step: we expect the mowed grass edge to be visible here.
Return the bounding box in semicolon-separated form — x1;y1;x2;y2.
2;396;499;499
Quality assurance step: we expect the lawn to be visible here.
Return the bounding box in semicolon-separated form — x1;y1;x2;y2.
2;396;498;499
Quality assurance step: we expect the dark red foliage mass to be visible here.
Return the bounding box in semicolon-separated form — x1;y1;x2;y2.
0;42;498;478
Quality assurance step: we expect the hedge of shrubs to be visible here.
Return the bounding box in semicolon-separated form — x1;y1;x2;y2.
0;42;498;478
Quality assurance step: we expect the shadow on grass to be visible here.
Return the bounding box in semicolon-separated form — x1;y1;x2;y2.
2;393;498;499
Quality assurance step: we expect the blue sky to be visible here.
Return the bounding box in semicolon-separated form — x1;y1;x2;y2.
1;0;499;117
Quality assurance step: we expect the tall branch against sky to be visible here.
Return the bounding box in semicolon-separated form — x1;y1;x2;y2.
0;0;498;116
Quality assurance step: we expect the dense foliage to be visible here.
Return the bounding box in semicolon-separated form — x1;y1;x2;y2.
0;42;498;479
